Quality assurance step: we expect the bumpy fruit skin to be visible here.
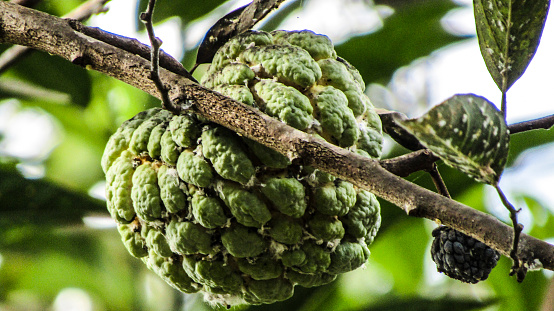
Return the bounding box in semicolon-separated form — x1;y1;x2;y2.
102;30;383;306
431;226;500;284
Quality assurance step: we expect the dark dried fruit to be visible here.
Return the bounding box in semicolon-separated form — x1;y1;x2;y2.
431;226;500;283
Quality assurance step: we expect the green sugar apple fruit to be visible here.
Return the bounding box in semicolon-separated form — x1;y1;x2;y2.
102;30;382;306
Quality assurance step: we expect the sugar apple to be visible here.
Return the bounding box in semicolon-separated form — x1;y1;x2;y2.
431;226;500;283
102;30;383;306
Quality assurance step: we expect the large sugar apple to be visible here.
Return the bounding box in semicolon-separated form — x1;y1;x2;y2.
102;30;383;306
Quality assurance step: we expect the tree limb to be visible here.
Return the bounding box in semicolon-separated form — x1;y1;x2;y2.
140;0;173;112
1;2;553;273
0;0;110;74
379;149;439;177
508;114;554;134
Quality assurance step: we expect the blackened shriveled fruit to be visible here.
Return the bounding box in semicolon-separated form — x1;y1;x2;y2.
431;226;500;283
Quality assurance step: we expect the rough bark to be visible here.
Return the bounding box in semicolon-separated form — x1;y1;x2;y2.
1;2;552;273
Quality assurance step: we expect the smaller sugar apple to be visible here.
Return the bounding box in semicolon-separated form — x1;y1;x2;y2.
431;226;500;283
102;29;383;306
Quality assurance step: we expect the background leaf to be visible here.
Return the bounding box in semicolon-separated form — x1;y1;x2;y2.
396;94;510;185
0;52;91;107
136;0;223;29
0;158;105;227
473;0;550;92
335;0;466;84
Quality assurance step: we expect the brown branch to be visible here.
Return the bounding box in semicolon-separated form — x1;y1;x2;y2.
508;114;554;134
1;2;553;274
68;22;196;82
379;149;439;177
378;109;425;151
139;0;173;112
195;0;286;66
496;185;525;281
0;0;110;74
427;163;450;198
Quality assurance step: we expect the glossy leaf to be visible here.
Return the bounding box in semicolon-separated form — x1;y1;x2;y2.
396;94;510;185
247;282;339;311
35;0;89;17
487;257;549;311
522;194;554;239
474;0;550;92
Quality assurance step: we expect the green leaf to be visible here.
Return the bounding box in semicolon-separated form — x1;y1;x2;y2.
247;282;339;311
369;219;428;295
335;0;465;84
473;0;550;92
0;158;105;227
396;94;510;185
1;51;91;107
520;194;554;239
135;0;223;30
487;256;549;311
36;0;90;17
0;231;141;311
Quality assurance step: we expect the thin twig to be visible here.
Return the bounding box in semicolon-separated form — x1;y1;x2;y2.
427;163;450;198
495;184;525;282
0;0;110;74
0;45;33;75
68;22;196;82
508;114;554;134
379;149;439;177
378;110;425;151
501;91;507;119
140;0;175;113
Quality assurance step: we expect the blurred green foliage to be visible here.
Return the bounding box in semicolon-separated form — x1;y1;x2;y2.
0;0;553;310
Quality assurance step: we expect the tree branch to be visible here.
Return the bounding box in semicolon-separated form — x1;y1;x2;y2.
379;149;439;177
67;21;196;82
508;114;554;134
195;0;286;66
140;0;173;112
1;2;553;273
0;0;110;74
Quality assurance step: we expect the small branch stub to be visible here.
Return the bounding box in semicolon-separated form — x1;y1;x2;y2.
495;184;525;282
140;0;176;113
